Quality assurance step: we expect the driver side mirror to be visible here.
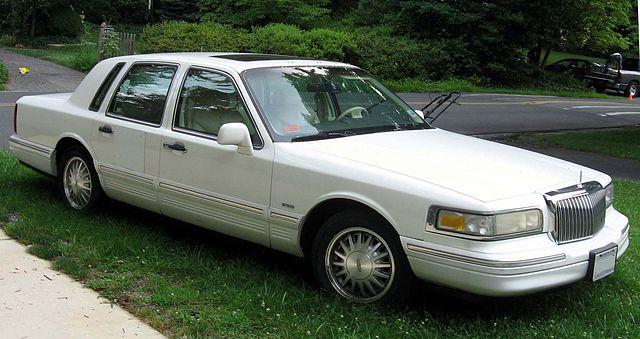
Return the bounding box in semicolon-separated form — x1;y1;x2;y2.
218;123;254;155
414;109;425;119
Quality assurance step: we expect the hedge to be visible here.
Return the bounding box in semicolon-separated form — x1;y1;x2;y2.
137;21;452;81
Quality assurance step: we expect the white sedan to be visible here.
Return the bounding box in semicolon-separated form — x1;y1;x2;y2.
9;53;629;303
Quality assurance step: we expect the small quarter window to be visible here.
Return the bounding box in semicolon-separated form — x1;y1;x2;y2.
108;63;177;125
89;62;125;111
174;68;259;144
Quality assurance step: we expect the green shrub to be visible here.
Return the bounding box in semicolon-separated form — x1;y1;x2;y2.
0;62;8;91
137;22;454;80
252;24;308;56
350;27;452;80
306;28;356;61
137;21;253;53
0;34;16;47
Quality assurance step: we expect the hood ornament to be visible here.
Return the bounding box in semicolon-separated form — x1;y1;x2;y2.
578;170;583;188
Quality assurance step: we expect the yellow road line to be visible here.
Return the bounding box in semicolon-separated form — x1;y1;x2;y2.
406;100;634;106
0;103;16;107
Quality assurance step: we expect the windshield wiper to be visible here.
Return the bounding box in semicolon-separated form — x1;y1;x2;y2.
291;131;355;142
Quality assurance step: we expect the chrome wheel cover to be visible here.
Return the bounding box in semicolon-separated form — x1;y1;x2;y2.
631;84;638;97
63;156;92;209
325;227;395;302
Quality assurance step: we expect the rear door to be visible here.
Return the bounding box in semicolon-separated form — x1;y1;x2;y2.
91;62;179;212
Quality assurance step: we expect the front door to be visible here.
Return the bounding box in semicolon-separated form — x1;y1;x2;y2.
158;67;273;246
92;62;179;212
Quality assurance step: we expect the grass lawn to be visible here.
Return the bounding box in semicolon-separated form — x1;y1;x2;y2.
9;23;100;73
547;51;606;65
0;150;638;337
516;128;640;162
0;61;7;90
386;78;610;98
12;44;99;72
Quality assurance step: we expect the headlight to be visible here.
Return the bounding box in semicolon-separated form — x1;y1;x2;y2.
434;209;542;237
605;184;614;208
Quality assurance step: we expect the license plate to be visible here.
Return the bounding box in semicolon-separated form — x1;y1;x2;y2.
587;243;618;282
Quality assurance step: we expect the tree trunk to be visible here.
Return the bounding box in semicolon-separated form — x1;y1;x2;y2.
29;0;36;37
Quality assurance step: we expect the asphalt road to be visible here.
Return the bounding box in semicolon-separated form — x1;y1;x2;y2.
5;91;640;148
2;49;640;149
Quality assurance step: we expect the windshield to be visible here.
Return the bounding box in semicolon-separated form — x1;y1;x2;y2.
243;67;430;141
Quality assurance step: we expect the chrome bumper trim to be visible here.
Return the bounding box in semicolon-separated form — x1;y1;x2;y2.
406;243;566;269
621;222;630;235
9;134;53;157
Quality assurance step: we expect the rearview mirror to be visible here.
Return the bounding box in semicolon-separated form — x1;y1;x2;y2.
414;109;425;119
218;123;253;155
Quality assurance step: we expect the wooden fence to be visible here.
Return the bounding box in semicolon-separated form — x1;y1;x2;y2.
98;22;136;61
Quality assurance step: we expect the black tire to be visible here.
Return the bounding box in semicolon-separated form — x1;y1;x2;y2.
57;146;104;211
625;81;639;98
595;83;606;93
311;209;415;304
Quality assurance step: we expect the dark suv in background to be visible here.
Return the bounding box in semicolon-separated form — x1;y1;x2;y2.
585;53;640;97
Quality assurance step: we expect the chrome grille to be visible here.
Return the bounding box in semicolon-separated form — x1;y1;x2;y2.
546;182;606;244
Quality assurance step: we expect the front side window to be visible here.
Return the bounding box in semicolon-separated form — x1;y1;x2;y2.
174;68;259;144
243;67;429;142
108;63;177;125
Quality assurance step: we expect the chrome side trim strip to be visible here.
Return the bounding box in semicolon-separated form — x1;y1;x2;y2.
99;164;155;184
158;181;263;215
9;135;52;157
406;243;566;268
269;212;299;224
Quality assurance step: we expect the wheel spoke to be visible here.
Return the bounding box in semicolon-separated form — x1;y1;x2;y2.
364;280;377;295
372;251;389;262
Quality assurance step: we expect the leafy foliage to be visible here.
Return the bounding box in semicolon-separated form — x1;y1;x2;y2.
137;21;253;53
198;0;331;29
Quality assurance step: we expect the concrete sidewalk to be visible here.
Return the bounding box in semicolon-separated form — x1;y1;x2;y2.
0;229;164;339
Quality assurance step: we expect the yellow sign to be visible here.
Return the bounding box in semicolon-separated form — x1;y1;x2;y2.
18;67;30;74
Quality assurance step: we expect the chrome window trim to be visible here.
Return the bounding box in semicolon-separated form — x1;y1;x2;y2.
105;61;180;128
425;205;544;241
171;66;264;150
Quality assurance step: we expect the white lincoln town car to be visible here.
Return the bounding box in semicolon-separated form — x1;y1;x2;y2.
9;53;629;303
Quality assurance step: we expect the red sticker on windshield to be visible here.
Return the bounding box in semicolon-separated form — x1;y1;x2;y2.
283;124;300;133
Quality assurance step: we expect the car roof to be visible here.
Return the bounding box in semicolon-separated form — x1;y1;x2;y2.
107;52;357;72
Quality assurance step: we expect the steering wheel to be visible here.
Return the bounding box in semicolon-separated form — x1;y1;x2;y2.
337;106;369;120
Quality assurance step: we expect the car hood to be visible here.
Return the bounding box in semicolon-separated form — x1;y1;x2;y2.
287;129;606;202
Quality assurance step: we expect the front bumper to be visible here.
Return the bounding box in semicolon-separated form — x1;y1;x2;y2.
402;208;630;297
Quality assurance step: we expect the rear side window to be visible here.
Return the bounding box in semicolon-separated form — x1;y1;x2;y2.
89;62;125;111
108;63;177;125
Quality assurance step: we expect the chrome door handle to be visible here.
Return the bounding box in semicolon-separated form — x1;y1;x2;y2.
98;125;113;134
163;142;187;153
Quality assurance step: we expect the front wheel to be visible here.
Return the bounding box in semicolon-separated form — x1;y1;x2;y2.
58;147;103;211
311;210;415;303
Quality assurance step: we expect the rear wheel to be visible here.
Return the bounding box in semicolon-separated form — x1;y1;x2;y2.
311;210;414;303
58;146;103;211
625;81;638;98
